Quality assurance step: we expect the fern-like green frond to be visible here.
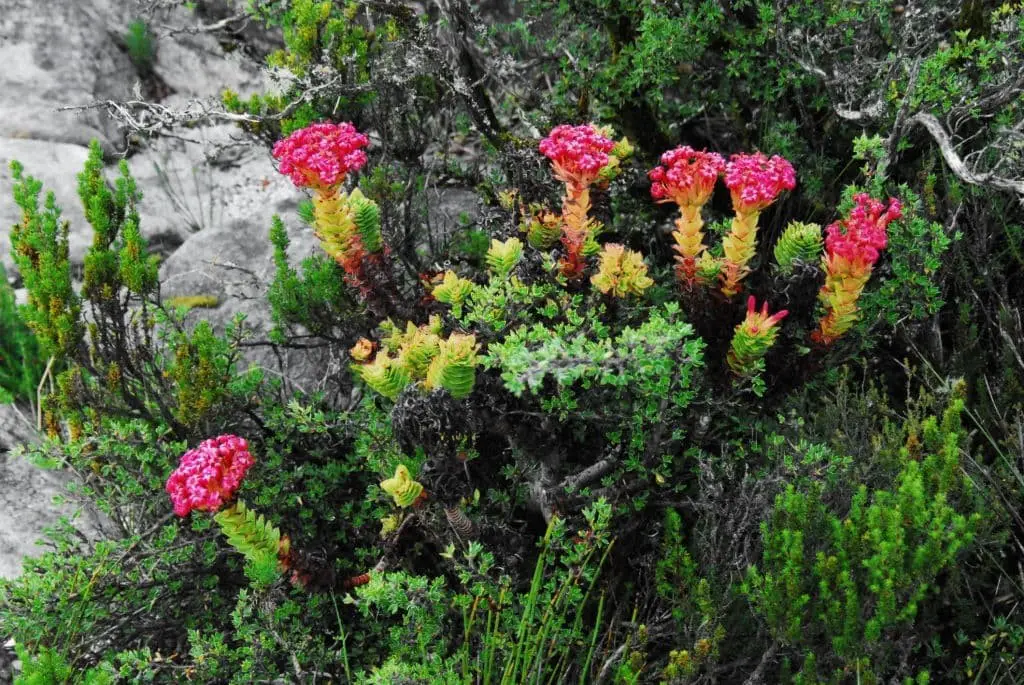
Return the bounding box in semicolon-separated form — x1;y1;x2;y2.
213;500;283;568
348;187;382;253
773;221;823;274
486;237;524;280
355;352;412;399
424;333;479;399
380;464;425;508
432;271;476;310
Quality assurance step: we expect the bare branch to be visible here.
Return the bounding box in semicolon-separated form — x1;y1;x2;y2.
909;112;1024;198
157;13;250;37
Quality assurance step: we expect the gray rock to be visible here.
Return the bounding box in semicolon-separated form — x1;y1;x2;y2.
426;187;480;240
0;402;36;454
0;0;134;149
0;404;100;581
159;206;335;395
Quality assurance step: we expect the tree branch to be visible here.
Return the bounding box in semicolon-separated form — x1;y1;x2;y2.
909;112;1024;198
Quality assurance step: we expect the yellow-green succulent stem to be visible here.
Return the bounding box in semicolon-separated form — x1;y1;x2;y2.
721;210;761;297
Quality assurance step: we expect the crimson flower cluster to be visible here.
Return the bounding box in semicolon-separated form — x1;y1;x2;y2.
723;153;797;215
166;435;254;517
648;146;726;207
538;124;615;187
824;193;902;266
272;122;369;190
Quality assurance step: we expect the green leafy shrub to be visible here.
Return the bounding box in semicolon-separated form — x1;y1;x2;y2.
0;262;44;404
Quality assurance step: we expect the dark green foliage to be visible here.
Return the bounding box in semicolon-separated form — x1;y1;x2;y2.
858;186;954;333
9;160;82;360
3;1;1024;682
124;19;156;76
267;215;362;343
0;263;44;404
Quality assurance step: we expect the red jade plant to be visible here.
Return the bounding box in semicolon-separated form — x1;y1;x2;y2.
537;124;618;279
720;153;797;296
166;435;372;591
813;193;902;344
649;146;725;285
727;296;789;378
272;122;384;296
165;435;294;579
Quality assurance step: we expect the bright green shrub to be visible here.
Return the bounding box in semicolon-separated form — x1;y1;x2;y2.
8;141;258;438
9;161;82;361
0;262;44;404
743;398;984;681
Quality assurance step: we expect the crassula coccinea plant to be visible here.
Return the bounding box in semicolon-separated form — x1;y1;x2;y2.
538;124;616;279
380;464;427;508
649;146;725;285
727;296;789;377
813;194;902;344
272;122;382;289
720;153;796;296
591;243;654;298
166;435;296;583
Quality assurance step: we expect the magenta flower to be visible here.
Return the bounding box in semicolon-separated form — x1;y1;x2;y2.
272;122;370;190
166;435;254;517
723;153;796;215
648;146;725;207
538;124;615;188
824;194;902;268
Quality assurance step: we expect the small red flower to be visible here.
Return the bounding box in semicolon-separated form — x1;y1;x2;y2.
166;435;254;517
539;124;615;189
824;193;902;268
740;295;789;334
648;146;725;207
723;152;796;215
272;122;370;190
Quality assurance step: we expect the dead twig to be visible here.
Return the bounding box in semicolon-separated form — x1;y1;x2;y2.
909;112;1024;198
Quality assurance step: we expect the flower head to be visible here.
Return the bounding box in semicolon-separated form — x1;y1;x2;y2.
539;124;616;188
649;146;725;207
727;297;789;376
272;122;369;190
824;193;902;267
739;295;789;335
350;337;376;362
166;435;254;517
723;153;796;215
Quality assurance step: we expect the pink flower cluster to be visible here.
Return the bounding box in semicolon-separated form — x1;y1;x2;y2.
538;124;615;187
723;153;796;214
272;122;369;190
825;194;902;267
166;435;254;517
649;146;726;207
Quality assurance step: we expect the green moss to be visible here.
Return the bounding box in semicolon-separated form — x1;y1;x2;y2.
165;295;221;310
